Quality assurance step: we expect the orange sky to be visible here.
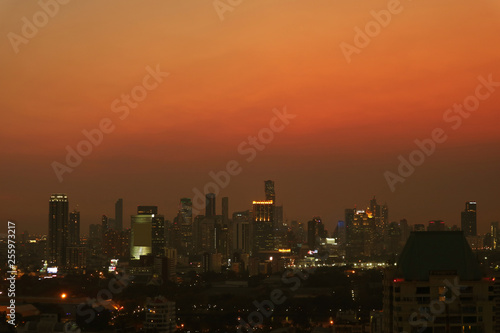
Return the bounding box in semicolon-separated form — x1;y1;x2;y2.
0;0;499;234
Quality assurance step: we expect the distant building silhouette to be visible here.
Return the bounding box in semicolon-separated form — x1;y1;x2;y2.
461;201;477;236
47;193;69;267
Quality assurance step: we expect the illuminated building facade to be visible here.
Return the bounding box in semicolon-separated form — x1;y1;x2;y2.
48;193;69;267
252;200;275;253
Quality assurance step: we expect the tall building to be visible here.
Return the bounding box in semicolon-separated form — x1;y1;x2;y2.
205;193;216;217
233;210;251;254
491;221;499;250
102;214;108;231
307;217;324;250
346;208;376;259
383;231;494;333
222;197;229;224
130;206;156;260
264;180;275;202
68;210;80;246
115;198;123;231
461;201;477;237
152;215;165;257
252;200;275;253
179;198;193;254
48;193;69;266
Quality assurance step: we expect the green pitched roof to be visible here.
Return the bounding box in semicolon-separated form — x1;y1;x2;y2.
396;231;483;281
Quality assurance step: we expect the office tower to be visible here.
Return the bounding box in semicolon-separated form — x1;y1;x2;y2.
383;231;494;333
107;217;116;230
138;206;158;215
345;208;355;244
307;217;324;250
491;222;499;250
144;297;176;333
252;200;275;253
386;222;401;254
233;210;251;254
264;180;275;202
88;224;102;256
179;198;193;254
427;220;446;231
461;201;477;237
346;208;376;259
48;193;69;266
205;193;216;217
130;206;157;260
151;215;165;257
68;210;80;246
222;197;229;224
399;219;410;244
102;215;108;231
336;221;347;246
115;198;123;231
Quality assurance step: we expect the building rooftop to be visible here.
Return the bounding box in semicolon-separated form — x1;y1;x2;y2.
396;231;483;281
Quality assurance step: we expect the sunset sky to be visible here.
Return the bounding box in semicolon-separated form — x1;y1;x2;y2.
1;0;499;234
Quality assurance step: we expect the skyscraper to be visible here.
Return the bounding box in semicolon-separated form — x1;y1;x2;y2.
233;210;251;254
205;193;216;217
264;180;275;202
252;200;275;253
222;197;229;224
461;201;477;237
68;210;80;246
151;215;165;257
491;221;499;250
48;193;69;266
130;206;156;260
179;198;193;254
115;198;123;231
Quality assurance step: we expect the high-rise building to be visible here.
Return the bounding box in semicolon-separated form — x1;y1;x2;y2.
152;215;165;257
179;198;193;254
102;214;108;231
265;180;275;202
222;197;229;224
48;193;69;266
252;200;275;253
205;193;216;217
491;221;499;250
115;198;123;231
461;201;477;237
233;210;251;254
307;217;324;250
383;231;495;333
68;210;80;246
346;208;376;259
130;206;157;260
